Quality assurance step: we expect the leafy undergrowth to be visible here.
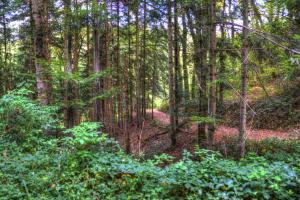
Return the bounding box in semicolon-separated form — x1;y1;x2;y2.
224;82;300;129
1;90;300;199
1;132;300;200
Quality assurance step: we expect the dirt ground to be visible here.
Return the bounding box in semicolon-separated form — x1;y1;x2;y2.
116;109;299;158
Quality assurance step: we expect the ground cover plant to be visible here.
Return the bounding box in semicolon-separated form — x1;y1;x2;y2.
0;91;299;199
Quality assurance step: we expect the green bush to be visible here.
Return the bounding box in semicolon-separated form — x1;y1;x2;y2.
0;89;58;143
217;136;300;176
1;132;299;199
0;90;299;199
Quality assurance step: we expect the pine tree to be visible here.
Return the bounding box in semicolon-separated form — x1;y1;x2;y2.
239;0;249;158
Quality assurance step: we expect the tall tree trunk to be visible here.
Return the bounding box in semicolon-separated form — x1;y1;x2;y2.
174;0;180;130
85;0;94;121
219;0;226;109
208;0;217;149
167;0;176;146
2;12;10;92
181;12;190;107
63;0;80;128
124;55;130;153
109;1;116;135
198;5;208;145
28;0;36;95
116;0;123;128
229;0;235;39
104;0;112;133
141;0;147;118
30;0;51;105
127;3;133;123
239;0;249;159
0;14;4;95
151;64;156;119
63;0;73;128
93;0;102;122
135;6;141;128
186;8;207;144
72;0;81;125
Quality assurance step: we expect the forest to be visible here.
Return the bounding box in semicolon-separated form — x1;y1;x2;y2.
0;0;300;199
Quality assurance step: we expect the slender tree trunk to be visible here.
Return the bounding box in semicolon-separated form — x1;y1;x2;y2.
109;1;116;135
31;0;51;105
208;0;217;149
62;0;80;128
186;11;197;102
93;0;102;122
124;55;130;153
141;0;147;117
239;0;249;159
85;0;94;121
174;0;180;130
105;13;112;133
135;6;141;128
229;0;235;39
186;8;207;144
198;4;208;144
127;3;133;123
191;72;196;99
28;0;36;95
72;1;81;125
63;0;73;128
116;0;123;128
182;12;190;107
219;0;226;109
2;13;10;92
151;65;155;119
102;0;109;129
167;0;176;146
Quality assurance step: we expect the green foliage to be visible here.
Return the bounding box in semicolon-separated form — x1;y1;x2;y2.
0;89;58;143
1;133;300;199
63;122;102;148
79;69;113;85
217;137;300;173
0;91;299;199
191;115;217;124
146;153;175;166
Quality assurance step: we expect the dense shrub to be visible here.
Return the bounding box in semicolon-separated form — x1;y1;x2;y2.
0;91;299;199
1;130;300;199
0;89;58;143
217;137;300;175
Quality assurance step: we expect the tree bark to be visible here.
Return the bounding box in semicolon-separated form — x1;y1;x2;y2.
31;0;51;105
116;0;123;128
208;0;217;149
93;0;102;122
141;0;147;118
127;3;133;123
63;0;80;128
135;6;142;128
199;5;209;145
239;0;249;159
63;0;73;128
181;11;190;107
167;0;176;146
124;55;130;153
219;0;226;109
174;0;180;130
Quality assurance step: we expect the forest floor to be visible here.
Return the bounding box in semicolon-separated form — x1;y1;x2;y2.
117;109;299;158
